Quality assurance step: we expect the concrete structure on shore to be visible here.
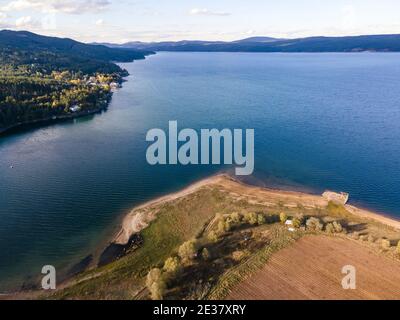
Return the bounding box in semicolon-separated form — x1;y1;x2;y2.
322;191;349;205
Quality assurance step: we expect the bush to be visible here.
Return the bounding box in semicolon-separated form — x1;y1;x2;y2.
257;214;266;226
381;238;391;250
207;231;219;243
217;220;226;234
230;212;242;224
244;212;258;225
292;216;303;228
280;212;288;224
325;223;335;233
201;248;210;261
306;217;323;232
178;240;198;263
146;268;166;300
149;279;166;300
146;268;162;288
368;235;376;243
163;257;181;275
333;221;343;233
224;219;234;232
232;250;248;261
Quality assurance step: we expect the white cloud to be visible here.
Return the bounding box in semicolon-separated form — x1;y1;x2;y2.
95;18;104;26
0;12;8;20
15;15;32;27
2;0;111;15
341;5;357;29
189;8;230;17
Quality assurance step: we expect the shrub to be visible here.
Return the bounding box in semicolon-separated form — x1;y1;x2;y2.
230;212;242;224
257;214;266;226
232;250;248;261
146;268;166;300
178;240;198;263
201;248;210;261
224;219;234;232
207;231;219;243
163;257;181;275
368;235;376;243
217;220;226;234
280;212;288;224
149;279;166;300
292;215;304;228
333;221;343;233
306;217;323;232
146;268;162;288
244;212;258;225
325;223;335;233
381;238;391;250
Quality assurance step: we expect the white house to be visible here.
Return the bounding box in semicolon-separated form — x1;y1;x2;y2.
70;105;81;113
285;220;295;232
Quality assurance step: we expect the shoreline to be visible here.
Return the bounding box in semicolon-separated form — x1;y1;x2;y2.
112;173;400;246
0;105;109;135
4;173;400;298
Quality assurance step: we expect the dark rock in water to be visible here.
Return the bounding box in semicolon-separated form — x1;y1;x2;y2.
66;255;93;277
98;234;143;267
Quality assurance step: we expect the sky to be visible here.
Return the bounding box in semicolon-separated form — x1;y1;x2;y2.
1;0;400;43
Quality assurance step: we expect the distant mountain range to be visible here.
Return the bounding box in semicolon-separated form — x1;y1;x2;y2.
96;34;400;52
0;30;152;62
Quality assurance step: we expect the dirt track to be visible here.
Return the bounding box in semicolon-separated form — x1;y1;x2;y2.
228;236;400;300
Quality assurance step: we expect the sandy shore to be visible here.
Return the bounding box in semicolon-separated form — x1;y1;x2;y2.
114;174;400;245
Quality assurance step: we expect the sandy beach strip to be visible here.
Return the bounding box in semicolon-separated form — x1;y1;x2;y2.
113;174;400;245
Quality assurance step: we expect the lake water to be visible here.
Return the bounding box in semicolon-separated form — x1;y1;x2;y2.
1;52;400;291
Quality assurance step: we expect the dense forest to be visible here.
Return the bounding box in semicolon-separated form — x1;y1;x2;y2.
0;30;151;132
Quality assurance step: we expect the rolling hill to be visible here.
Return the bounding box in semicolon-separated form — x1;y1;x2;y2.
100;34;400;52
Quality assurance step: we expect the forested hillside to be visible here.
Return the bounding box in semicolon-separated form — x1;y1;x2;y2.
0;30;151;133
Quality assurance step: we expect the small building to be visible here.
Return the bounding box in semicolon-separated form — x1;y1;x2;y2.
285;220;295;232
110;82;120;90
70;105;81;113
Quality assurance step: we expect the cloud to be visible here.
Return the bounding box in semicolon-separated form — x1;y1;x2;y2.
341;5;357;29
189;8;230;17
95;18;104;26
2;0;111;15
15;15;34;27
0;12;8;20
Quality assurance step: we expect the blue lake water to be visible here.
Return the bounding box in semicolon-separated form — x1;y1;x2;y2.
1;52;400;291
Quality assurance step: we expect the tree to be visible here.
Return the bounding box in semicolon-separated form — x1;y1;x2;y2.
257;214;266;226
325;223;335;233
333;221;343;233
201;248;210;261
292;217;302;228
306;217;323;232
244;212;258;225
230;212;242;224
280;212;287;224
163;257;181;275
381;238;391;250
207;231;219;243
149;279;166;300
178;240;198;263
146;268;166;300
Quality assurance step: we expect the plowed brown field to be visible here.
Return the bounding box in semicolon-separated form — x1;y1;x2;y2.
228;236;400;300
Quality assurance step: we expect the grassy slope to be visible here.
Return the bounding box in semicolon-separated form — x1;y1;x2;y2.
45;178;400;300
